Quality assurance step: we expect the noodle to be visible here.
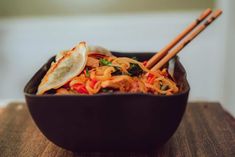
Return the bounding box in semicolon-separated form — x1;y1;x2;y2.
86;79;101;94
112;57;150;73
90;66;115;81
52;54;179;95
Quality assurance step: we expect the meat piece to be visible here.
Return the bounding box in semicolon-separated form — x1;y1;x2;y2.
86;57;99;67
101;76;147;93
129;78;147;93
101;76;133;92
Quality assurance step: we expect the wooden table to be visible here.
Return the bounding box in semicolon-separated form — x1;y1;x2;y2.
0;102;235;157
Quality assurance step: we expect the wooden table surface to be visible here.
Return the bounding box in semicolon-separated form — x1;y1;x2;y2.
0;102;235;157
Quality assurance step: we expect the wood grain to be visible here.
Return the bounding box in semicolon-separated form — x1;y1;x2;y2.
0;102;234;157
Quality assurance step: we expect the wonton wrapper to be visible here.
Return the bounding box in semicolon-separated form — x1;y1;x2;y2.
55;45;112;62
88;45;112;56
37;42;88;95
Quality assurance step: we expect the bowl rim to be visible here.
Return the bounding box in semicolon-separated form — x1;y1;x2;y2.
24;51;190;98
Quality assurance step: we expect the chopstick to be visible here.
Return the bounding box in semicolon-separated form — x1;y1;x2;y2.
146;8;212;69
150;9;223;71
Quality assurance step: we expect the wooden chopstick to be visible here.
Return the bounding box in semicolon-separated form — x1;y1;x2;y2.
146;8;212;69
150;9;223;71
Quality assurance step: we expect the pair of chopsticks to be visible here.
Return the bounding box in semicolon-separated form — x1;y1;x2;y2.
146;8;223;71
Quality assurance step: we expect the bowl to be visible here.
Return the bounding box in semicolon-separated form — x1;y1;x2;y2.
24;52;190;152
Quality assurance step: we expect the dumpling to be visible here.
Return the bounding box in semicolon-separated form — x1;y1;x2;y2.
88;45;113;56
37;42;88;95
55;45;112;62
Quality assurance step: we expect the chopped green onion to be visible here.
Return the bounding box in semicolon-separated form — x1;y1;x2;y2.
101;88;114;93
99;58;112;66
101;88;109;93
85;68;90;77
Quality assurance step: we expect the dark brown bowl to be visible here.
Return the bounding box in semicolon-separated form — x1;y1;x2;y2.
24;52;190;152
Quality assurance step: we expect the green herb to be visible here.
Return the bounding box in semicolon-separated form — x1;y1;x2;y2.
128;63;143;76
101;88;114;93
101;88;109;93
85;68;90;77
99;58;112;66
